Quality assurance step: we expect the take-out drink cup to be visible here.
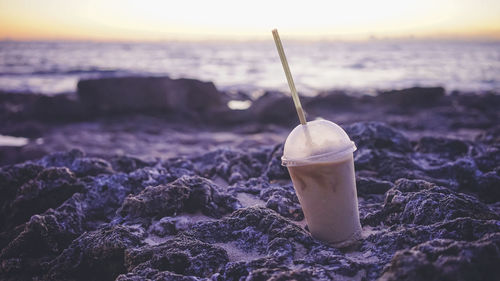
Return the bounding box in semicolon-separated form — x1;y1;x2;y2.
282;119;362;246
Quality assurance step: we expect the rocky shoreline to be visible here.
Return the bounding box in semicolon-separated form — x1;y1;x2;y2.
0;77;499;280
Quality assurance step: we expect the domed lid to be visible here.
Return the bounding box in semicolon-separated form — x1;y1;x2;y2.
282;119;356;166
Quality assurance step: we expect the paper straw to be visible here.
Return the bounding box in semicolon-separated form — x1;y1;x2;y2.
272;29;307;125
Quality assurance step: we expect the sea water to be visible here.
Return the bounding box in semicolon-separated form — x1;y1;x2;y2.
0;40;499;95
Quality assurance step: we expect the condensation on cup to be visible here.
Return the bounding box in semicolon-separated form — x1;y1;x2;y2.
282;119;362;247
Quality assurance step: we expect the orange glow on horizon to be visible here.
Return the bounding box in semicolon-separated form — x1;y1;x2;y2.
1;0;499;42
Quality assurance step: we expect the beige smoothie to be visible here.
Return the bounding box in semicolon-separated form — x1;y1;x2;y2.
272;29;361;246
288;155;361;245
282;119;361;246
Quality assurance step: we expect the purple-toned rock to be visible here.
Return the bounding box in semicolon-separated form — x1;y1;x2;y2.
304;91;358;114
190;148;268;184
123;236;228;278
117;176;239;220
39;149;114;176
264;144;290;181
116;267;199;281
415;136;469;158
361;217;500;261
248;91;296;125
0;145;47;167
0;110;499;281
187;207;315;257
0;162;44;212
0;92;87;122
379;233;500;281
356;177;393;196
109;155;150;173
260;185;303;221
0;196;88;277
345;122;413;153
4;167;85;230
46;225;145;281
378;87;445;107
363;179;498;226
32;94;88;121
77;76;226;114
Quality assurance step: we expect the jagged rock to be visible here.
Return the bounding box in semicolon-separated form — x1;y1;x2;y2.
188;207;296;248
217;256;290;281
345;122;413;153
0;116;499;281
476;125;500;145
117;176;239;220
378;87;445;107
260;185;303;221
246;267;316;281
0;145;47;167
356;177;393;196
228;177;270;195
361;218;500;260
46;225;145;281
0;195;87;277
109;155;150;173
39;149;114;176
4;167;85;229
363;179;498;226
354;149;422;181
455;93;500;112
414;136;469;158
264;144;290;181
0;162;45;231
77;76;226;115
149;216;202;237
379;233;500;281
162;157;197;180
70;157;114;176
475;171;500;203
305;91;357;110
116;267;200;281
425;158;480;190
0;162;45;203
117;182;189;220
124;236;228;278
32;94;88;121
187;206;315;261
0;92;87;122
38;149;85;169
248;91;296;125
474;147;500;172
190;148;268;184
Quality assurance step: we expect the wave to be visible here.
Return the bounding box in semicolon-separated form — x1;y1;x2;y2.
0;68;131;76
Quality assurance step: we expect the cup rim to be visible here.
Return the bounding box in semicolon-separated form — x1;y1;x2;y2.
281;141;356;167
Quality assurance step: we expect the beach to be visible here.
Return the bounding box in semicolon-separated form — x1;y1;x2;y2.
1;0;499;277
0;74;499;280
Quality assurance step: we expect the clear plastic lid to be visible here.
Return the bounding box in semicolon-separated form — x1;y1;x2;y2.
282;119;356;166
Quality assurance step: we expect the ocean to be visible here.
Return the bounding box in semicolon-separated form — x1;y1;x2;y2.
0;40;499;96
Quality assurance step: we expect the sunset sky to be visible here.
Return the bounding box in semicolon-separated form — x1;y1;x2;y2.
1;0;499;41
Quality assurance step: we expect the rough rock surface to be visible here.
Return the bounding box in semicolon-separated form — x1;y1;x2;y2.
117;176;240;221
77;76;226;114
379;233;500;281
0;89;499;280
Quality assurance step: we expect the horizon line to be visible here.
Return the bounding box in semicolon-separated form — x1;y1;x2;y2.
2;35;500;44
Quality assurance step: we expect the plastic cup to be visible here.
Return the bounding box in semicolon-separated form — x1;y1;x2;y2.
282;119;361;246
